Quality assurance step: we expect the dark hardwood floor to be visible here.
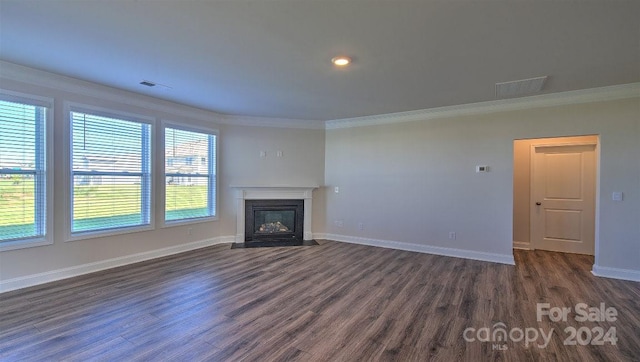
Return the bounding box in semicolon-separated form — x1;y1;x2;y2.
1;240;639;361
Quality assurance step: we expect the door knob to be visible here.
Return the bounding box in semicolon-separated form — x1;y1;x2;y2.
536;202;542;206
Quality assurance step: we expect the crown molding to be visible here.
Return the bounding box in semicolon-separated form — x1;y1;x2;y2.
0;60;322;130
0;60;224;122
3;61;637;131
325;83;640;130
218;114;324;129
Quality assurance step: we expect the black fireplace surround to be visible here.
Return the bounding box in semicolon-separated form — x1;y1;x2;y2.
244;199;304;245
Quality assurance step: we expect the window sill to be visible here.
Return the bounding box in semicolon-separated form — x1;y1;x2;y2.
161;216;218;228
0;237;53;252
65;224;155;243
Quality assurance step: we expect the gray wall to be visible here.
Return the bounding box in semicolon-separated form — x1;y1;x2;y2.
324;98;640;271
1;62;638;287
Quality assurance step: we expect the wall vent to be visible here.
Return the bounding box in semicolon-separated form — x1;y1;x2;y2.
495;76;547;98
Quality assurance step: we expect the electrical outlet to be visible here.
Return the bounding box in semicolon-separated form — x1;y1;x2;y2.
448;232;456;240
335;219;344;228
358;222;364;231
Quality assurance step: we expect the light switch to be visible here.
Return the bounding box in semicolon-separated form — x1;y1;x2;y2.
276;150;283;157
260;150;267;158
612;192;623;201
334;186;339;193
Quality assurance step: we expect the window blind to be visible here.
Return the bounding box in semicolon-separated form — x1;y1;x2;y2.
0;99;47;242
165;127;216;221
71;111;151;233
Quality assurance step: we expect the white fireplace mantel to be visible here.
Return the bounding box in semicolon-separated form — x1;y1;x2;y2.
231;186;319;243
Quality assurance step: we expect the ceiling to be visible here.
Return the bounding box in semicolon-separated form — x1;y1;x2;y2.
1;0;638;121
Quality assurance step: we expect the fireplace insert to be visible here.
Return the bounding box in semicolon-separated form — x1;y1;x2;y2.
244;199;304;245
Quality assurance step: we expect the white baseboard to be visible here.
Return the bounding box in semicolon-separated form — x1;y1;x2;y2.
592;265;640;283
9;234;634;293
314;233;515;265
513;240;532;250
0;236;235;293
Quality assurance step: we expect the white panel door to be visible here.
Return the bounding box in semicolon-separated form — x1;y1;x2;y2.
531;144;596;255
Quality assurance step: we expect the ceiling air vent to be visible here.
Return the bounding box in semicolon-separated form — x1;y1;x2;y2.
140;80;156;87
495;76;548;98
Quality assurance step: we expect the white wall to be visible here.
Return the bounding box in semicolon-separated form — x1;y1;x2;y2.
217;125;326;234
0;64;325;287
324;98;640;275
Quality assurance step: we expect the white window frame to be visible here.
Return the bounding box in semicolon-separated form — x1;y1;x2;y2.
0;90;54;251
64;102;155;242
161;121;218;227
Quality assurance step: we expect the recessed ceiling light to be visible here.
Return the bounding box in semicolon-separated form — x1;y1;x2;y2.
331;56;352;67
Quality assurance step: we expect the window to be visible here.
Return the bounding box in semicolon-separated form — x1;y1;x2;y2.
70;110;152;234
0;98;48;245
165;127;217;222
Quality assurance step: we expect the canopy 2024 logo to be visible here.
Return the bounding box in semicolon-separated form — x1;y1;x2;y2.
463;302;618;351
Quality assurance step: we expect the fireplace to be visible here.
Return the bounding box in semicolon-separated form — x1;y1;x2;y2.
245;199;304;244
231;186;318;248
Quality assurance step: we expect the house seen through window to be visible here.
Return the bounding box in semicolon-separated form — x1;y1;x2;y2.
165;127;217;222
70;110;152;234
0;99;47;243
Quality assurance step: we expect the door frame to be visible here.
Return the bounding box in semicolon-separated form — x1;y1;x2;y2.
513;135;600;264
529;140;598;254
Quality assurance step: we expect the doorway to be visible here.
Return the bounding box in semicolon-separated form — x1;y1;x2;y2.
513;135;598;255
